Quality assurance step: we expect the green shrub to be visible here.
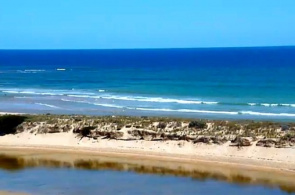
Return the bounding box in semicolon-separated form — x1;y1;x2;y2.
226;122;240;131
0;115;27;135
189;120;207;129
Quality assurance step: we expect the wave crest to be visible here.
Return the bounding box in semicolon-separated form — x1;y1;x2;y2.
2;89;295;109
35;103;60;109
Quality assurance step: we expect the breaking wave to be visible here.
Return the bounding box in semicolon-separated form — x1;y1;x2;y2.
134;108;295;117
2;89;295;110
60;99;295;117
35;103;60;109
67;94;218;105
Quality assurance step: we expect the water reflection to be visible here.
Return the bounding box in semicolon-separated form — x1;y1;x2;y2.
0;154;294;194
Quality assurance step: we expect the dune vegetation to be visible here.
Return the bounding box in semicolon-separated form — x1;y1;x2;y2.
3;114;294;148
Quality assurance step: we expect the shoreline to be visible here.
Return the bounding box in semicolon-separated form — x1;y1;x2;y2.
2;146;295;194
1;114;295;175
1;136;295;175
1;143;295;194
1;114;295;193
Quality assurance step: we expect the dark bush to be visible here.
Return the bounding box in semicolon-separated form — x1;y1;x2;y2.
280;133;294;141
193;136;211;144
189;120;207;129
80;126;95;137
157;122;167;129
281;125;289;131
74;126;96;137
0;115;27;135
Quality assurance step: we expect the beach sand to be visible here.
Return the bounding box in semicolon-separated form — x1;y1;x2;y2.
1;131;295;194
1;113;295;193
1;140;295;193
1;131;295;173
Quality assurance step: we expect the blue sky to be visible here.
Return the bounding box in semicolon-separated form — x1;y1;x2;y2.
0;0;294;49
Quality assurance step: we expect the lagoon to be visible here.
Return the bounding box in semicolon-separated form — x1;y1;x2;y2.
0;150;293;195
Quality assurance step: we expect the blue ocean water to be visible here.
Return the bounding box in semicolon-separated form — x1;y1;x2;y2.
1;47;295;120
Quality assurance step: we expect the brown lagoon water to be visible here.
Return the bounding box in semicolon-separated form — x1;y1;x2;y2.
0;152;294;195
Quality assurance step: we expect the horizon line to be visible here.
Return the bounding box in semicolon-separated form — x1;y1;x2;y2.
0;45;294;51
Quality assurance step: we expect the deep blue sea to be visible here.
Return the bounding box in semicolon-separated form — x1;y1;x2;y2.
1;47;295;120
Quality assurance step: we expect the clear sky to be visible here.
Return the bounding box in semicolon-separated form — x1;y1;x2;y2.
0;0;294;49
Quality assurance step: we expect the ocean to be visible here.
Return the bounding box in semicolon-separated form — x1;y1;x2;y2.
1;47;295;121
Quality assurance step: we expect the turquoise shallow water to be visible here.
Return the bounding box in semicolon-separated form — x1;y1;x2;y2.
0;168;291;195
1;47;295;120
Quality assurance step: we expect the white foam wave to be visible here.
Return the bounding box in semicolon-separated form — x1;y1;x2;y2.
261;103;279;107
246;103;295;107
100;95;218;105
134;108;295;117
241;111;295;117
135;108;174;112
281;104;295;107
61;99;87;104
179;109;238;115
2;90;19;94
61;99;123;109
68;95;92;98
135;108;238;115
35;103;60;109
49;99;295;117
14;96;29;99
57;68;66;71
93;103;124;109
61;99;72;102
2;90;63;96
16;70;46;74
3;88;295;109
65;94;217;105
24;69;46;72
203;101;219;105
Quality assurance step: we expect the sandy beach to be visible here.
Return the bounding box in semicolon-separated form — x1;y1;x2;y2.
0;114;295;179
1;135;295;194
1;115;295;194
1;130;295;173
